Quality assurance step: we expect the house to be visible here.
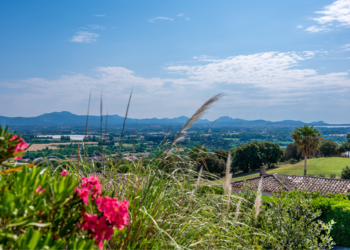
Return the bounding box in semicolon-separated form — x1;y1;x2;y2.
342;151;350;157
231;173;350;195
123;156;139;162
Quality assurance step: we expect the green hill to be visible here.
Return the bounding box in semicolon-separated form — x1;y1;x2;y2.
232;157;350;181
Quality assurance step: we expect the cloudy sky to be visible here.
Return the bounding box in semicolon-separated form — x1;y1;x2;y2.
1;0;350;123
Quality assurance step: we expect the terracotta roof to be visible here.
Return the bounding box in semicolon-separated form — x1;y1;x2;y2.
231;174;350;194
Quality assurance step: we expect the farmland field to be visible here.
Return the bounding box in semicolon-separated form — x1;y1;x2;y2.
231;157;350;181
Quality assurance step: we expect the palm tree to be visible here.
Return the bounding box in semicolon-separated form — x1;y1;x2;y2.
292;125;323;176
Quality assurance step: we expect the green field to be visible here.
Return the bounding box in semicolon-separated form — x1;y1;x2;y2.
232;157;350;181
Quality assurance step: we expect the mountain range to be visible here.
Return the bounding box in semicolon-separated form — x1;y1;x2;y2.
0;111;347;127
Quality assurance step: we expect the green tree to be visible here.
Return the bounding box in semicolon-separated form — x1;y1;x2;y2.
341;166;350;179
259;142;284;168
347;133;350;143
189;145;208;161
292;125;323;176
202;153;225;174
214;150;228;162
318;140;340;157
232;142;262;173
285;143;302;161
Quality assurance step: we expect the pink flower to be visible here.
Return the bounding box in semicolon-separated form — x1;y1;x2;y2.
81;175;102;200
59;170;69;177
35;185;45;194
8;135;28;160
82;213;98;231
75;187;90;205
96;196;130;230
93;216;114;250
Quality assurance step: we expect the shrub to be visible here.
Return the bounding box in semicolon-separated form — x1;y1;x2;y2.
341;166;350;179
0;167;94;249
256;190;335;249
312;197;350;247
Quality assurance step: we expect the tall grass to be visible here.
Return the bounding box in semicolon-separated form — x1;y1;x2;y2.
32;93;269;249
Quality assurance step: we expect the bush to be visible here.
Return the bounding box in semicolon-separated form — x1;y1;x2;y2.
341;166;350;179
312;197;350;247
0;167;94;249
257;190;335;249
319;140;340;157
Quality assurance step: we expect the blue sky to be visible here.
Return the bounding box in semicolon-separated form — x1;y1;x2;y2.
1;0;350;123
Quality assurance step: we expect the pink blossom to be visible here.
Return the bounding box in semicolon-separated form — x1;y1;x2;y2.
81;175;102;200
8;135;28;160
75;187;90;205
96;196;130;230
35;185;45;194
93;216;114;250
82;214;98;231
59;170;68;177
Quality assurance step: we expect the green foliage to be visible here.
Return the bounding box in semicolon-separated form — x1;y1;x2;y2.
259;141;284;168
0;125;27;164
312;196;350;247
319;140;340;157
232;141;283;173
339;142;350;154
341;166;350;179
188;145;208;161
292;125;323;157
201;153;225;174
285;143;302;161
232;142;262;173
257;190;335;249
0;166;94;249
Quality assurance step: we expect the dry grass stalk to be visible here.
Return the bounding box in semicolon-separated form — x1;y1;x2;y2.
132;124;137;153
119;88;133;154
175;94;222;139
226;176;232;212
191;166;203;196
139;94;222;207
254;177;263;227
235;198;242;220
83;91;91;163
100;92;104;162
224;152;232;193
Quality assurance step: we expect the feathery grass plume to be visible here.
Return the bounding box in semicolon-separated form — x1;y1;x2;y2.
227;174;232;212
224;152;232;193
100;91;104;162
254;176;263;227
235;198;242;221
191;166;203;196
132;124;137;153
172;94;222;145
160;125;171;153
104;110;108;174
83;91;91;163
139;94;222;207
119;88;133;154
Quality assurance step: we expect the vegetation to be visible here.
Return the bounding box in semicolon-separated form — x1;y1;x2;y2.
232;157;350;181
341;166;350;179
319;140;340;157
292;125;323;176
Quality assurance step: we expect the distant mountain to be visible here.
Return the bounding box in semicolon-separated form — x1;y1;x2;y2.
0;111;347;127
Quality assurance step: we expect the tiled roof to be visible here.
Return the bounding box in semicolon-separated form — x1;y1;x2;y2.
231;174;350;194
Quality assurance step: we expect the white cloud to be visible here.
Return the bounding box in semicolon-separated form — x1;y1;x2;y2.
166;51;350;90
306;0;350;32
177;14;184;17
297;25;303;28
71;31;100;43
305;25;330;32
343;43;350;50
89;25;106;30
185;17;190;21
2;51;350;113
94;14;106;17
148;16;174;23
